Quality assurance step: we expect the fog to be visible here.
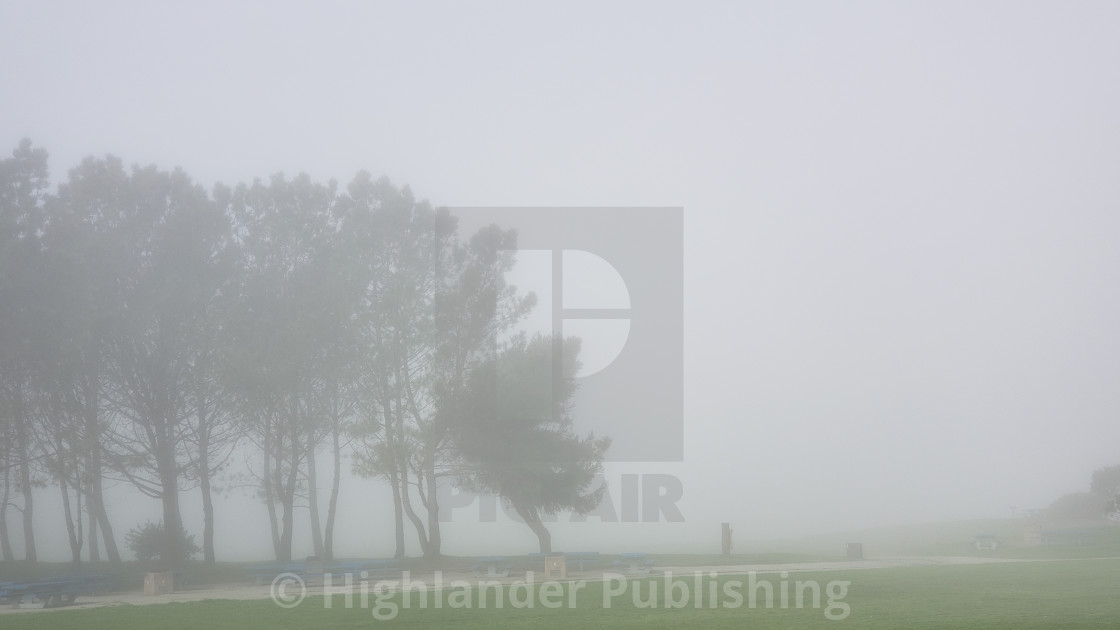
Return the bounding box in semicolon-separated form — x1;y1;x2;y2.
2;0;1119;563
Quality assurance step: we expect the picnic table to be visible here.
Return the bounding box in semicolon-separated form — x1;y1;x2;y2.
974;534;999;550
614;553;655;575
472;556;513;578
564;551;601;571
0;575;109;608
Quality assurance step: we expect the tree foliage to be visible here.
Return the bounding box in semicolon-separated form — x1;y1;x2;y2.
1090;465;1120;498
454;334;610;553
1047;492;1112;520
125;520;199;565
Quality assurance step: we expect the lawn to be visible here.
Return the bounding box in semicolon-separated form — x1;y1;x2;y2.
3;558;1119;629
759;518;1120;561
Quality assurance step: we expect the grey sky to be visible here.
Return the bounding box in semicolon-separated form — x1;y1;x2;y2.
3;0;1119;559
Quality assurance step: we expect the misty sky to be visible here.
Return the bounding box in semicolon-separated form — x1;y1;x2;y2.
3;0;1119;560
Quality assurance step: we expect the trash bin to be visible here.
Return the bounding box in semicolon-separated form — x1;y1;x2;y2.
845;543;863;560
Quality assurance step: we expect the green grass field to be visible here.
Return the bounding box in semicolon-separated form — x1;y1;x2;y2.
4;558;1119;629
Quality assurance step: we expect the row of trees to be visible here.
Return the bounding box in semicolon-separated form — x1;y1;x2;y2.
0;139;609;567
1045;465;1120;520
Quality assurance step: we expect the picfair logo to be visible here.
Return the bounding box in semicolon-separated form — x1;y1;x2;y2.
456;207;683;462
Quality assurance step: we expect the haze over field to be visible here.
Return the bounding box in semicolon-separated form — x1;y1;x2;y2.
2;1;1119;562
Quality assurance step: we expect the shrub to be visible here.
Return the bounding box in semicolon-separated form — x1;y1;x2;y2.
125;520;200;565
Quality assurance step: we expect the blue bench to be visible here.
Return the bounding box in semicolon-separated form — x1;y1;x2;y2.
246;562;307;585
248;559;403;585
0;575;109;608
614;553;655;575
326;559;401;580
564;551;601;571
1042;529;1097;547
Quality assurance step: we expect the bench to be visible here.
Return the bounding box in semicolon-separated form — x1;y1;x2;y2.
472;556;513;578
326;559;401;580
0;575;109;608
1041;529;1097;547
974;534;999;550
248;558;405;585
614;553;655;575
564;551;601;571
246;562;307;585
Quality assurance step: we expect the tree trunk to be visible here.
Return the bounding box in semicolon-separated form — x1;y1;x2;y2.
157;444;186;568
515;504;552;554
262;418;281;559
161;485;186;568
399;464;430;558
0;442;12;561
59;476;82;565
54;423;85;566
198;389;215;565
279;494;294;562
200;456;215;565
381;396;406;559
84;375;120;563
307;433;324;558
423;457;442;559
277;414;301;562
389;464;406;560
15;391;36;562
388;392;431;558
91;474;120;563
323;420;341;561
88;498;101;563
19;456;36;563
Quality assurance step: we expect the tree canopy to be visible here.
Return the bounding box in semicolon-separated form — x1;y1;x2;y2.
454;334;611;553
